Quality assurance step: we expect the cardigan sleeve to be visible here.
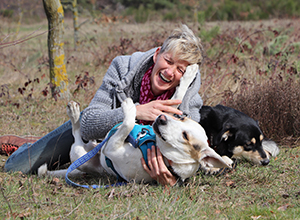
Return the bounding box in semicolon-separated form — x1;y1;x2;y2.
80;56;129;140
179;70;203;123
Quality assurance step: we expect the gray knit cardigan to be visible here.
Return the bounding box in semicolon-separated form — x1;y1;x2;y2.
80;47;203;140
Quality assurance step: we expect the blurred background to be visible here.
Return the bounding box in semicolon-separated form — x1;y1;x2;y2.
0;0;299;146
1;0;300;23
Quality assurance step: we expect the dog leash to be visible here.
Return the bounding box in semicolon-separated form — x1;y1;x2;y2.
65;123;155;189
65;136;127;189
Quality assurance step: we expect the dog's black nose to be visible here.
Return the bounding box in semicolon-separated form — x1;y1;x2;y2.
261;158;270;166
157;114;167;125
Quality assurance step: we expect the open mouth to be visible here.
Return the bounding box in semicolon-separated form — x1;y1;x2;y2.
159;72;171;83
153;122;166;141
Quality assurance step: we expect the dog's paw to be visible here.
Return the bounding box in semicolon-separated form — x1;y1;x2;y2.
222;155;234;168
171;64;198;103
200;158;237;176
200;166;223;175
180;64;198;86
37;163;48;177
122;98;136;122
67;101;81;123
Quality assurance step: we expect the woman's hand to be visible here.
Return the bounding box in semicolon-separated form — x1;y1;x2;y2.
136;99;182;122
141;145;177;186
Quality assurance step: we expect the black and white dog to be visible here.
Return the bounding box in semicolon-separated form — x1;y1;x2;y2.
199;104;279;174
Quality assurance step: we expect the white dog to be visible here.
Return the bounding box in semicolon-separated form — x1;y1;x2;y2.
38;64;233;184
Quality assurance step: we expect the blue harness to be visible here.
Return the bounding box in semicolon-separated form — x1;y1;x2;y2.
65;123;156;188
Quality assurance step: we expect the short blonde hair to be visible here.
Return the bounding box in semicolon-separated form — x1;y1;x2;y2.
160;24;204;66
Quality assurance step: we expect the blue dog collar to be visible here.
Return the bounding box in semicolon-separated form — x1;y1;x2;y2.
106;123;156;179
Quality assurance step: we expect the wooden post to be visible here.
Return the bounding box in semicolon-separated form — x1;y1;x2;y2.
43;0;69;99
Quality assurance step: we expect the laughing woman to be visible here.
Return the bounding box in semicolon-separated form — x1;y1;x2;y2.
5;24;204;186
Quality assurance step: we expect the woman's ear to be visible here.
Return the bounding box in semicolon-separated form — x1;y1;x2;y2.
153;47;161;63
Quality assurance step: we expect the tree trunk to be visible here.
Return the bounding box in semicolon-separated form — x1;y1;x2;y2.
43;0;69;99
72;0;79;50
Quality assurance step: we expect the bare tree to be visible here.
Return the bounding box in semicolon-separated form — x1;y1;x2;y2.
61;0;79;50
72;0;79;50
43;0;69;99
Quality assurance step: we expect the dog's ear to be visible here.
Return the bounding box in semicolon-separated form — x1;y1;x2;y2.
221;130;232;141
199;148;232;169
214;126;236;146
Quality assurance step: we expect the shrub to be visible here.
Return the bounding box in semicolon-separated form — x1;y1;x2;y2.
223;78;300;146
0;9;14;18
199;20;300;147
200;26;220;43
134;5;150;23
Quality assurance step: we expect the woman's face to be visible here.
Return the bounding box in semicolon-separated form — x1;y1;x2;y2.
151;47;189;96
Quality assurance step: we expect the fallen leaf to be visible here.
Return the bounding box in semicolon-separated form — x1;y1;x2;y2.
52;187;57;195
277;204;289;211
251;215;261;220
163;186;170;195
225;180;235;187
171;196;180;204
11;212;31;219
50;177;60;185
18;212;31;218
108;188;115;200
282;193;289;199
215;210;221;214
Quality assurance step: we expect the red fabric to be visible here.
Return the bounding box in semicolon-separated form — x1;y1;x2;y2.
1;143;19;156
0;135;41;156
139;64;175;125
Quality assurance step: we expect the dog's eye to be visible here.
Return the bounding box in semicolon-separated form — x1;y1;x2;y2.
173;114;181;119
182;131;189;141
174;114;186;121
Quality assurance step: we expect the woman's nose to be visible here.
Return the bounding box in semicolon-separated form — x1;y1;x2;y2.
166;65;176;76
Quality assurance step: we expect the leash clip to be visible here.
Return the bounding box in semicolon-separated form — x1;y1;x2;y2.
136;128;150;142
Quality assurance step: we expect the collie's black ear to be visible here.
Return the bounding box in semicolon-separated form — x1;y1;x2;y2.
214;126;236;146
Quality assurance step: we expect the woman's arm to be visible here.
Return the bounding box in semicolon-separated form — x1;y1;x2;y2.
80;57;129;140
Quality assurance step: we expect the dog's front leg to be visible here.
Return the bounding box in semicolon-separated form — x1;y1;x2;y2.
171;64;198;108
101;98;153;182
102;98;136;152
200;155;234;175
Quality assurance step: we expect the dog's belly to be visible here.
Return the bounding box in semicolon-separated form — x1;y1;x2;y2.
100;142;153;183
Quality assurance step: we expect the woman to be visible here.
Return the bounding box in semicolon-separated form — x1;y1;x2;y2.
5;24;203;186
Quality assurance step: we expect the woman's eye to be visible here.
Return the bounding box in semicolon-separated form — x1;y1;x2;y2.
178;68;185;74
166;59;172;64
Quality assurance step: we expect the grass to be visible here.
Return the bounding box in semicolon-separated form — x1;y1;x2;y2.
1;150;300;219
1;18;300;219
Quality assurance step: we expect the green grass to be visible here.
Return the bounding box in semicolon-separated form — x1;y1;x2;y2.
1;19;300;219
1;149;300;218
